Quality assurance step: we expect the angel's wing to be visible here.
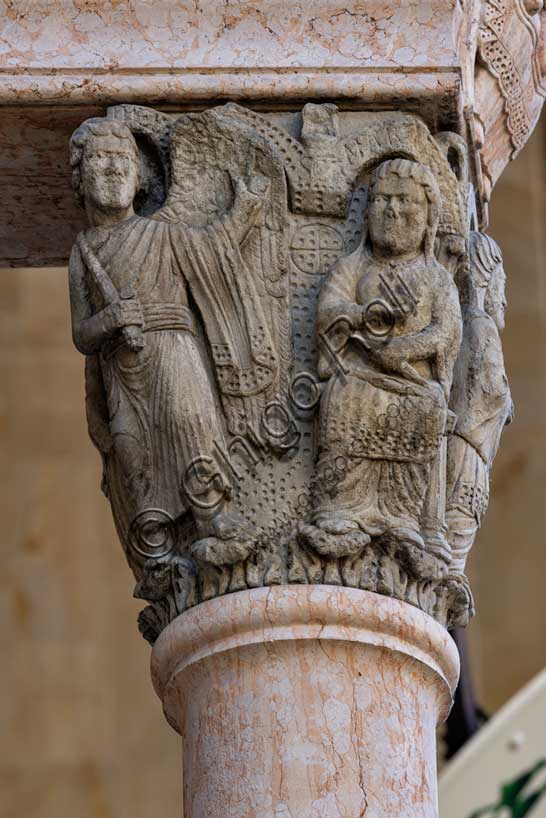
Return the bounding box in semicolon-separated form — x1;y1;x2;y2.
163;108;293;443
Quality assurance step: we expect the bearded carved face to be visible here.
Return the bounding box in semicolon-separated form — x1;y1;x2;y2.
81;134;139;213
368;175;428;258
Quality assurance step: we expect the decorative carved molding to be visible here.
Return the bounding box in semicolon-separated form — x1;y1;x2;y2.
479;0;533;153
474;0;546;209
68;104;512;641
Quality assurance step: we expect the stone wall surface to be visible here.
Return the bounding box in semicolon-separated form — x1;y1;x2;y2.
0;266;180;818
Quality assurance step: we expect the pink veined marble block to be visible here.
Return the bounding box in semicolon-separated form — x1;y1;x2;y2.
152;586;459;818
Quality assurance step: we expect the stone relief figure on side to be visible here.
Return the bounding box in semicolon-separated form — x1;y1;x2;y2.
446;231;513;581
299;159;463;580
68;117;273;591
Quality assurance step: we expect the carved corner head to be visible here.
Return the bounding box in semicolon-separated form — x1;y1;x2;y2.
467;231;507;330
69;118;141;221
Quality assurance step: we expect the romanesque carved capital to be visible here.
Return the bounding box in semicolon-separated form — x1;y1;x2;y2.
68;104;512;641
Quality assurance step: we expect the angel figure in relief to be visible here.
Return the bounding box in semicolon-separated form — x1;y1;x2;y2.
68;116;282;579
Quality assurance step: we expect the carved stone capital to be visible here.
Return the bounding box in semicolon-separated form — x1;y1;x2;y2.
65;102;513;641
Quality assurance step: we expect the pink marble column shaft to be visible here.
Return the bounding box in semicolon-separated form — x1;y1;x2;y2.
152;586;459;818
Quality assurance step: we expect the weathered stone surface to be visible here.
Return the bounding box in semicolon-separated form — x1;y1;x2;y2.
66;103;512;640
0;1;466;100
2;1;545;266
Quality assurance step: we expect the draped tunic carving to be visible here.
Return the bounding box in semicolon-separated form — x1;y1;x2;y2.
314;245;461;542
70;202;278;568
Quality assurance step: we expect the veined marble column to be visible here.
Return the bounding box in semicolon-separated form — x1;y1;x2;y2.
152;586;459;818
3;1;545;816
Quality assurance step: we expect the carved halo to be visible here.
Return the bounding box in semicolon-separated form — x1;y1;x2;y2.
218;104;467;259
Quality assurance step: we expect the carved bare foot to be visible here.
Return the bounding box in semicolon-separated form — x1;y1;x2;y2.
191;512;256;567
382;527;449;580
192;536;254;567
298;523;371;559
314;517;362;535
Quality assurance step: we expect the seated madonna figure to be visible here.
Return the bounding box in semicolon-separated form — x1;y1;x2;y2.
300;158;462;579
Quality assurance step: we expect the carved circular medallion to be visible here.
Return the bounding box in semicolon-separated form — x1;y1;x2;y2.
129;509;176;560
290;224;344;275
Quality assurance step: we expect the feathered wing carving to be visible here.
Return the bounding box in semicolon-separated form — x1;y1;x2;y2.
156;108;292;447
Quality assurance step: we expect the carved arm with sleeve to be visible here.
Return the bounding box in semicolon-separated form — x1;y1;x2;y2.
373;269;462;397
68;243;144;356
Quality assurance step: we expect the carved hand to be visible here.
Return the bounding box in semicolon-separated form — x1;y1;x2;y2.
372;337;426;384
227;174;271;241
374;337;409;370
103;299;144;335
